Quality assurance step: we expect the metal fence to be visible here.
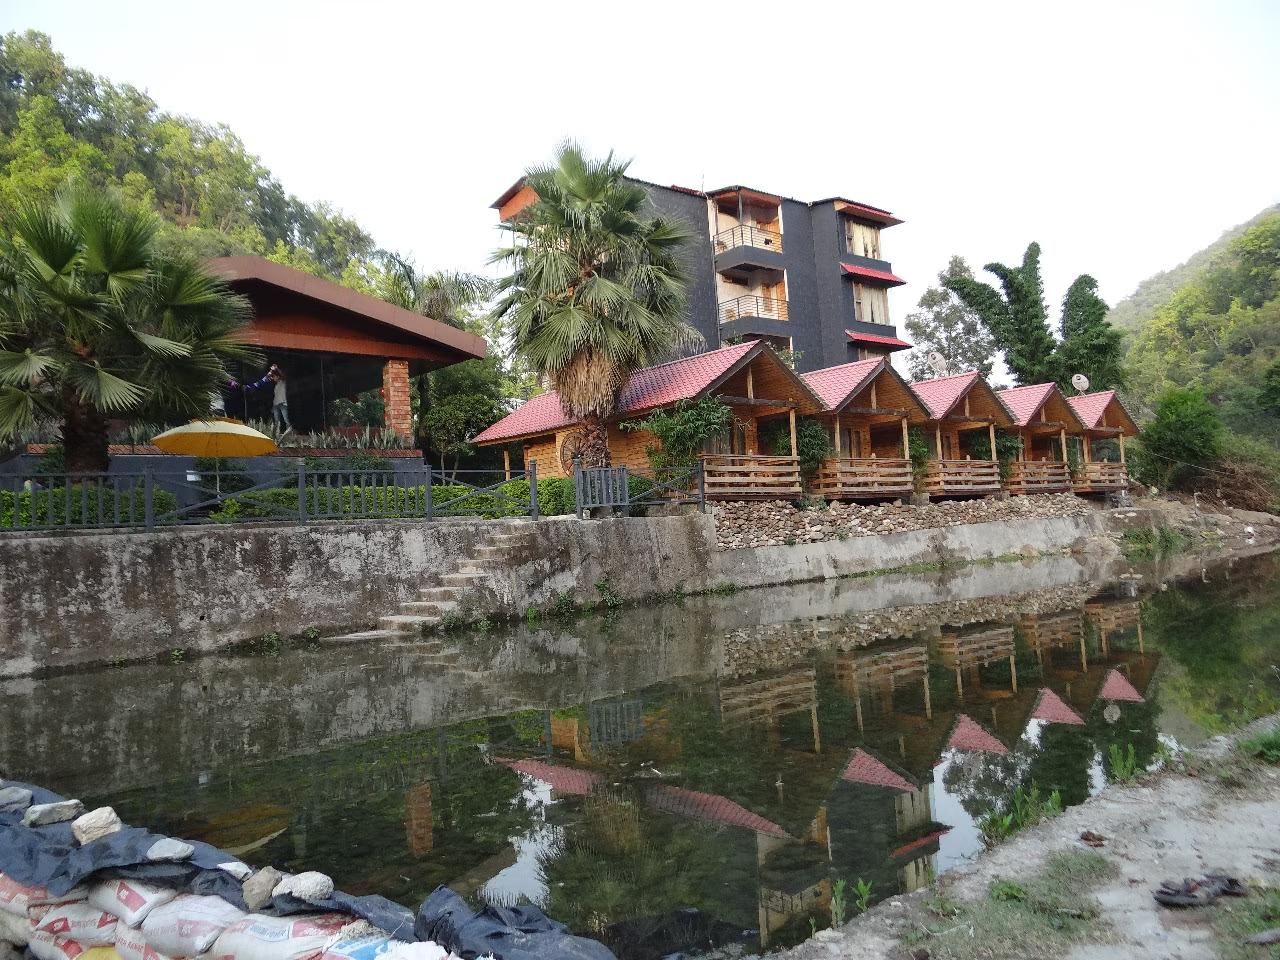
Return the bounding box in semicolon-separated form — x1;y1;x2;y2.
573;462;705;518
0;462;540;532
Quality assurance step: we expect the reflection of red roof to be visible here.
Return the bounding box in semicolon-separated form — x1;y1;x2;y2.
1099;669;1145;703
840;263;906;286
947;714;1009;755
802;359;882;411
841;749;914;792
997;384;1056;427
475;341;757;443
646;785;788;837
498;758;600;796
845;330;913;350
890;826;952;859
910;372;981;419
1031;688;1085;725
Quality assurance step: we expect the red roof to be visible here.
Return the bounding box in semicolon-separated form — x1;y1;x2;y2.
1099;669;1145;703
646;784;788;837
845;330;913;350
947;714;1008;755
1030;688;1085;726
474;341;758;444
890;826;952;859
910;371;982;419
840;263;906;286
997;384;1057;427
802;358;883;411
841;748;914;792
498;758;600;796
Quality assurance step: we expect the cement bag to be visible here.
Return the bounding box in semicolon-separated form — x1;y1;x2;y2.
141;895;246;956
26;931;86;960
317;933;393;960
80;949;122;960
210;914;349;960
88;881;176;928
114;924;174;960
33;905;118;947
0;876;87;918
0;910;30;946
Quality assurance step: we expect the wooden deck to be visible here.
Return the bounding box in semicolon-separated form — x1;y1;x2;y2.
702;454;802;500
811;457;914;500
923;459;1002;497
1005;461;1072;495
1073;461;1127;493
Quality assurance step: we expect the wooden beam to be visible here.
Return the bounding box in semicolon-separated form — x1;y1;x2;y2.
934;426;942;459
988;423;997;462
503;448;511;481
839;405;909;416
1059;428;1068;461
746;366;754;400
870;383;878;408
941;415;994;424
901;417;910;458
1118;433;1126;464
789;408;798;457
717;395;797;408
834;414;842;455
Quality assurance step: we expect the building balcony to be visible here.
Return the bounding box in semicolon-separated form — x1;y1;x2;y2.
1073;461;1127;493
714;225;785;279
1005;460;1072;496
701;454;802;500
715;224;784;255
718;296;792;342
924;459;1002;497
811;457;914;500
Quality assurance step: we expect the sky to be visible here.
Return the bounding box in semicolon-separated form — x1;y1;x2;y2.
5;0;1279;328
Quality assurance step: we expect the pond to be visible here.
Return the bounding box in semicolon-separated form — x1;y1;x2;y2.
4;548;1279;959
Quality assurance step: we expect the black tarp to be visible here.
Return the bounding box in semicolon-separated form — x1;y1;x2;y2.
415;887;617;960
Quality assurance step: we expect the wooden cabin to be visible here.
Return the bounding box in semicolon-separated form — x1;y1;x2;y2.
996;383;1086;495
1066;391;1139;493
473;341;824;500
801;359;931;500
908;372;1015;497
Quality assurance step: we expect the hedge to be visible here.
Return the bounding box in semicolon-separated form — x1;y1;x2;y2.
0;483;178;528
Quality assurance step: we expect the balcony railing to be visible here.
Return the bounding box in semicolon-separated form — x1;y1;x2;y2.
1005;460;1072;496
1074;461;1128;491
713;224;784;255
811;458;914;499
718;295;789;324
924;459;1002;496
701;454;802;500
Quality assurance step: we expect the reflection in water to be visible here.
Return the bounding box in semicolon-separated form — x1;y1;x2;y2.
5;552;1280;959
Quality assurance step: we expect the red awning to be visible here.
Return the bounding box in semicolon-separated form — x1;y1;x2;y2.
840;262;907;286
846;330;912;350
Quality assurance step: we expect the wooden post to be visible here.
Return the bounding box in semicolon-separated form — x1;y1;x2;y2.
987;423;997;461
900;417;909;458
833;414;842;455
503;448;511;482
870;383;878;409
746;366;754;400
934;426;943;459
1118;433;1127;464
1083;434;1091;463
1059;429;1068;461
788;408;798;457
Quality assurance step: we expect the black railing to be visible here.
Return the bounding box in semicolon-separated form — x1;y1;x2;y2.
713;224;783;254
573;462;705;518
0;462;540;532
718;294;789;323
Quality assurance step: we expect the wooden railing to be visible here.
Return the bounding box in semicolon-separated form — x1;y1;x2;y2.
924;459;1002;496
718;294;789;323
811;457;914;499
701;454;802;500
713;224;784;255
1075;461;1127;490
1005;460;1071;495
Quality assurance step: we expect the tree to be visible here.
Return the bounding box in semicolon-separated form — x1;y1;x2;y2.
1055;275;1124;390
376;252;492;329
491;142;698;467
943;243;1058;385
420;393;503;476
0;185;252;472
903;257;996;379
1134;386;1224;491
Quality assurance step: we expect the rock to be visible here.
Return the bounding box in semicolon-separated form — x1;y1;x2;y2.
0;787;33;812
272;870;334;903
218;861;253;881
242;866;283;911
146;837;195;861
22;799;84;826
73;806;122;844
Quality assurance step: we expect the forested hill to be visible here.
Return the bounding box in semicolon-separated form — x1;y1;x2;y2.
0;30;382;288
1108;203;1280;332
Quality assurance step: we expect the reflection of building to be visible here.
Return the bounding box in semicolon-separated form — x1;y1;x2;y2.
834;644;932;731
937;626;1018;699
404;783;434;856
719;667;822;752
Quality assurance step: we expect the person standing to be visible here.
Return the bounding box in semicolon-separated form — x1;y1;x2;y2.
271;365;293;435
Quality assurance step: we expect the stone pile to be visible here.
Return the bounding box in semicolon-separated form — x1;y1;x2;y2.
712;493;1093;551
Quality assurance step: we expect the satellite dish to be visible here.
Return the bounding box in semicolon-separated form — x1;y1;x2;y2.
927;352;950;377
1071;373;1091;393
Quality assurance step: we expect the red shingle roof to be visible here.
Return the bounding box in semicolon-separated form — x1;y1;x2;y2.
997;384;1057;427
802;358;883;411
646;784;788;837
910;371;982;420
846;330;913;350
890;826;952;859
1067;390;1116;429
841;748;914;792
840;263;906;286
1099;669;1145;703
947;714;1009;755
498;758;600;796
1030;688;1085;726
474;341;758;444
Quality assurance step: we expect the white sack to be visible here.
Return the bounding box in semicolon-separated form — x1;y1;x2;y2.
33;905;117;947
140;895;245;956
88;881;176;928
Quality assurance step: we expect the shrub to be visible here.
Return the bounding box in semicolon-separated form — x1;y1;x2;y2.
209;479;553;522
622;398;735;473
964;429;1023;480
763;417;832;477
1133;386;1224;491
0;483;177;527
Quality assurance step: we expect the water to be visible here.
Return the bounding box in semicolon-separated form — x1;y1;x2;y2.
4;549;1280;959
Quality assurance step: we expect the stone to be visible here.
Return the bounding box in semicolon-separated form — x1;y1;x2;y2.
242;866;283;911
0;787;32;811
218;861;253;881
272;870;334;903
73;806;122;844
22;799;84;826
146;837;195;861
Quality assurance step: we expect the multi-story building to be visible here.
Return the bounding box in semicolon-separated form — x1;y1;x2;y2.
491;177;911;373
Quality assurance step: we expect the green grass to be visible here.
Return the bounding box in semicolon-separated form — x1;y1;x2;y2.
1239;727;1280;764
1212;886;1280;960
1120;525;1190;559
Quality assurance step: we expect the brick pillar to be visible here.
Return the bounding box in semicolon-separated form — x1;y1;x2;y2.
382;359;412;438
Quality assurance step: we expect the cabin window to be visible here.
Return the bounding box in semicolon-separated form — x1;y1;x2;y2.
853;284;890;325
844;219;882;259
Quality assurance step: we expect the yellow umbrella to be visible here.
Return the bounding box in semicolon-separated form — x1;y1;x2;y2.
152;418;279;493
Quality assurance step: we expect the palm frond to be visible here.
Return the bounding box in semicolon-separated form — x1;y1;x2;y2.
0;386;39;439
65;361;147;413
0;349;61;387
130;329;192;358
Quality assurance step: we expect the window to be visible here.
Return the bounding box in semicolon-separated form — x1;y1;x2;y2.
853;284;890;325
844;219;882;259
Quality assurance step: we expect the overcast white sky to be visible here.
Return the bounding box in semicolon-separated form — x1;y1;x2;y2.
5;0;1279;323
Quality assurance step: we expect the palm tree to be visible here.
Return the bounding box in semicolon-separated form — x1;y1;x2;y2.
376;251;493;329
0;185;254;473
491;142;699;467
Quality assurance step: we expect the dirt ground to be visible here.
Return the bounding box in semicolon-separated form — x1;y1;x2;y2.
778;715;1280;960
